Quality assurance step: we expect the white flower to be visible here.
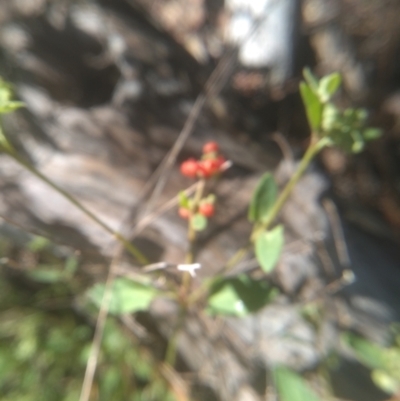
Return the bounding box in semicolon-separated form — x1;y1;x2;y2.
177;263;201;277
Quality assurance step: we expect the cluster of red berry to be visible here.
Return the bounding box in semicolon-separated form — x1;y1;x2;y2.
180;142;226;179
178;200;215;219
178;141;226;221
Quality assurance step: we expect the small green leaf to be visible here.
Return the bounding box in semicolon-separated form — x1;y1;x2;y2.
190;213;207;231
303;67;319;92
356;108;368;122
372;370;399;395
204;193;216;204
363;128;382;141
207;274;277;317
274;367;323;401
64;255;78;276
248;172;278;224
87;278;158;315
178;191;189;208
322;103;339;132
300;82;323;131
0;84;12;104
318;72;341;102
27;236;50;252
342;332;387;370
207;283;245;316
28;268;66;283
255;225;284;273
0;101;24;114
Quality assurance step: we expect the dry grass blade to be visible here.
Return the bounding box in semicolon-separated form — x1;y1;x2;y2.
78;254;120;401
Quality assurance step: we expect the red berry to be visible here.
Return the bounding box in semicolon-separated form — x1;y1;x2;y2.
199;203;215;217
203;141;219;154
198;156;226;178
178;207;190;219
180;158;198;178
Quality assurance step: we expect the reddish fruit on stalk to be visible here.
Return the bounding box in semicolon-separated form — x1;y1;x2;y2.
203;141;219;154
198;156;226;177
199;203;215;217
180;158;198;178
178;207;190;219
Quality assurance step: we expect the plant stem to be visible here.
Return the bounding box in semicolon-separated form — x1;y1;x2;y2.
185;179;205;264
165;179;207;366
251;136;330;238
223;137;330;272
7;150;149;264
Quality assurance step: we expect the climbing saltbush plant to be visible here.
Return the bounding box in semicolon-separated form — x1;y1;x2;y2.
205;68;381;316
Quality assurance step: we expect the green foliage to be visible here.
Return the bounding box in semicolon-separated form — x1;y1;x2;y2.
190;213;207;231
317;72;341;102
343;332;400;394
0;78;24;115
88;278;158;315
248;172;278;224
207;274;278;316
0;305;172;401
300;68;381;151
0;77;24;153
299;82;323;132
273;366;323;401
178;191;190;209
254;224;284;273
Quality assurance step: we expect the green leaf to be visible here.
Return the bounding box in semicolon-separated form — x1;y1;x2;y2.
204;193;216;204
207;274;277;317
372;370;399;394
318;72;341;102
322;103;339;132
274;367;322;401
207;282;245;316
0;101;24;114
64;255;78;276
342;332;387;370
27;236;50;252
28;268;66;283
363;128;382;141
87;278;158;315
303;67;319;92
178;191;190;208
300;82;323;131
190;213;207;231
248;172;278;224
0;84;12;104
255;225;284;273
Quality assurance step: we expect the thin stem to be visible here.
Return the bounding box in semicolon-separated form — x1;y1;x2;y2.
223;137;330;272
166;179;206;366
185;179;205;264
79;255;119;401
252;136;329;237
7;150;149;264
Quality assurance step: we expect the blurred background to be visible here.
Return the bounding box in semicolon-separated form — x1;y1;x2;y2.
0;0;400;400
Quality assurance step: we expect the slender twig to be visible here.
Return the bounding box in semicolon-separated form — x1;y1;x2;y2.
6;151;148;264
79;254;119;401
